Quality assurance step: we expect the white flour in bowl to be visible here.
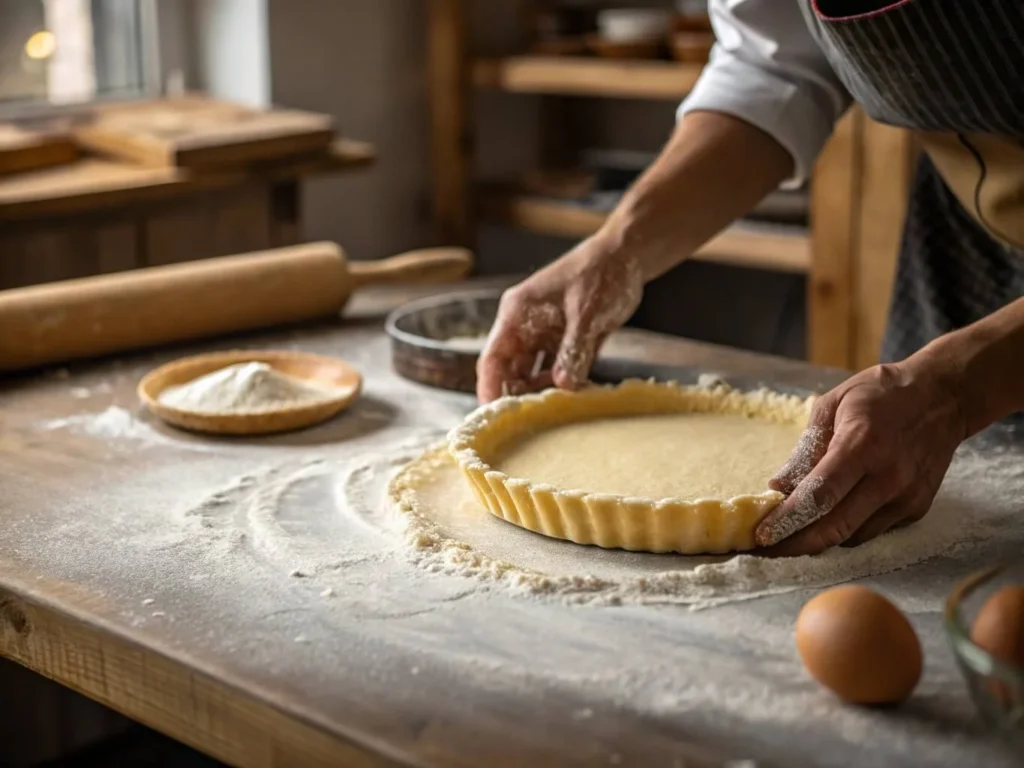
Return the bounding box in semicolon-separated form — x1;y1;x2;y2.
158;362;339;414
443;335;489;353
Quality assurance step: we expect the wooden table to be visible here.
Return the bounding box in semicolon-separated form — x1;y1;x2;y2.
0;283;1019;768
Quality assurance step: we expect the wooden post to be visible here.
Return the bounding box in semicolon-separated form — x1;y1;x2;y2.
808;109;862;369
428;0;472;248
852;120;915;368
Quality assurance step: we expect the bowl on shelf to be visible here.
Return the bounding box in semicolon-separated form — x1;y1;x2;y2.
530;5;596;39
672;11;713;33
597;8;672;42
945;564;1024;749
530;37;589;56
528;5;594;57
670;31;714;64
586;35;665;60
519;168;597;201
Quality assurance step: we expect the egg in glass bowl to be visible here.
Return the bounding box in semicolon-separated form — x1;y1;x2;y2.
946;564;1024;749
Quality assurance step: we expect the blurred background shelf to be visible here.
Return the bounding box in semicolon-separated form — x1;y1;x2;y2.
480;191;810;274
473;56;703;100
427;0;915;371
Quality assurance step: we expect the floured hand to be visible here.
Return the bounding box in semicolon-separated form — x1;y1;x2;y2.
476;238;643;403
754;356;968;556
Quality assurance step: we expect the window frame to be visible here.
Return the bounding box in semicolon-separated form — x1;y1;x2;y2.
0;0;185;122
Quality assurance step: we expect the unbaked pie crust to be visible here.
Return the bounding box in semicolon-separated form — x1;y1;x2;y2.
448;379;813;554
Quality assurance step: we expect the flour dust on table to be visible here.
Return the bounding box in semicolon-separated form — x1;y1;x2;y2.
168;428;1024;610
11;327;1022;768
41;405;188;446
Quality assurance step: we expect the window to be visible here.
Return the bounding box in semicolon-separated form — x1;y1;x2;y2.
0;0;159;115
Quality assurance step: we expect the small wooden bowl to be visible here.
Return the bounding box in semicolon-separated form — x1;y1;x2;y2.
672;14;713;33
530;37;589;56
519;168;596;200
138;349;362;436
670;31;714;64
586;35;665;60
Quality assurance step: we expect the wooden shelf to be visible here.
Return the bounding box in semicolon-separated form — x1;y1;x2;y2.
0;138;375;221
481;192;811;274
473;56;703;100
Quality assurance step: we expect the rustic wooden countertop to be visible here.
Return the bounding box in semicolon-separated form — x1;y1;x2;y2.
0;282;1020;768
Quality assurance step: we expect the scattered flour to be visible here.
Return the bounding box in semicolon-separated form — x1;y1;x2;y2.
158;361;342;414
696;372;729;389
443;335;489;353
70;382;112;399
12;334;1018;767
41;405;173;445
383;439;1021;609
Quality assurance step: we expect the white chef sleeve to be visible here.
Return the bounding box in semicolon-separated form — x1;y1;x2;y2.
678;0;852;187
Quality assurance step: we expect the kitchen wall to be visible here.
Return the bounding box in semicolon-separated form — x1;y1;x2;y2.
266;0;434;262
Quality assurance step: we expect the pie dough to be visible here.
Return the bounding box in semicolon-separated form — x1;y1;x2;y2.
448;379;813;554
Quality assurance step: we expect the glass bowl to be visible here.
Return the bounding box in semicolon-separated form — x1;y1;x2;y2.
945;565;1024;749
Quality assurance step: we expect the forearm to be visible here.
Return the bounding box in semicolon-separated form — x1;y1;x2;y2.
913;297;1024;436
594;111;794;281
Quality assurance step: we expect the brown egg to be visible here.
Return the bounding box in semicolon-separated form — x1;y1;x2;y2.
971;585;1024;666
796;585;922;705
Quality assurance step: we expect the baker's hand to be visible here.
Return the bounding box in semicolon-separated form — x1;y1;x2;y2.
754;355;968;556
476;238;643;403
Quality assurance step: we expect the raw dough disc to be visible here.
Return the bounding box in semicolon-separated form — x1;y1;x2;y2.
449;381;816;554
395;447;730;578
386;445;975;607
494;412;803;501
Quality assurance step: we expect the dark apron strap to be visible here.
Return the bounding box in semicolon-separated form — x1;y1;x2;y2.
881;153;1024;365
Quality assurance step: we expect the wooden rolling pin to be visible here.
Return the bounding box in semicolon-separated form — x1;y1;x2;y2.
0;241;472;372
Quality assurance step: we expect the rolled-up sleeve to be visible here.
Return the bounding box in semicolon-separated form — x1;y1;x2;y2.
678;0;851;187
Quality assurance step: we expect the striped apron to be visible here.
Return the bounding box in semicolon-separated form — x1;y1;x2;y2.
800;0;1024;366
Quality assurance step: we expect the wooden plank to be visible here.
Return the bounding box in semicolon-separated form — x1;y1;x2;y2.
145;184;272;266
0;216;141;289
142;199;218;267
474;57;703;100
853;120;915;369
74;96;335;171
481;192;811;273
0;140;375;222
211;184;274;257
808;109;862;369
697;225;811;274
0;227;100;289
0;584;403;768
428;0;472;246
94;220;141;275
270;180;303;247
482;191;606;238
256;139;377;182
143;185;272;267
0;160;188;221
0;123;79;176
